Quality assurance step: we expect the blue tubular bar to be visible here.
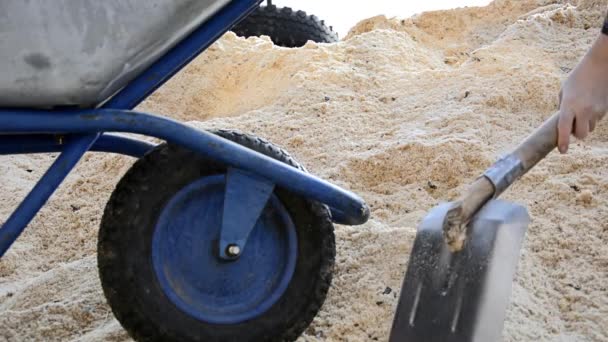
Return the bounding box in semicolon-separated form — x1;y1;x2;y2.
0;134;154;158
103;0;262;110
0;133;100;257
0;109;370;225
89;134;155;157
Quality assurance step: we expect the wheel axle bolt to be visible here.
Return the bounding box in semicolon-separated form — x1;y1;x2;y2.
226;244;241;257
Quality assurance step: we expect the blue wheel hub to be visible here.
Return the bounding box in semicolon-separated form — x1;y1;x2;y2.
152;175;298;324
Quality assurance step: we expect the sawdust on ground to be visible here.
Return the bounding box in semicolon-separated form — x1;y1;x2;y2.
1;0;607;341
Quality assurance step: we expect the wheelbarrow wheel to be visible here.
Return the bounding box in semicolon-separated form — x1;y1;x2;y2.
97;130;335;342
231;5;339;48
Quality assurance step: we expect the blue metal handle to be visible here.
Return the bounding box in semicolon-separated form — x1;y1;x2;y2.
0;133;154;157
0;108;370;225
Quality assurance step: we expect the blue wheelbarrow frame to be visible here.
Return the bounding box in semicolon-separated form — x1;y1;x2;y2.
0;0;369;258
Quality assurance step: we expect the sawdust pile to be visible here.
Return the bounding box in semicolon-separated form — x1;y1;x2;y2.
1;0;607;340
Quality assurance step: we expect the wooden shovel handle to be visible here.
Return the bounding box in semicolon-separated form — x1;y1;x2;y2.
512;113;560;173
443;113;559;245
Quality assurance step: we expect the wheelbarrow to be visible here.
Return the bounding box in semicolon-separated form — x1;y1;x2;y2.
0;1;369;341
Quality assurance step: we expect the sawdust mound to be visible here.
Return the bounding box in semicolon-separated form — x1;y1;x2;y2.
1;0;607;341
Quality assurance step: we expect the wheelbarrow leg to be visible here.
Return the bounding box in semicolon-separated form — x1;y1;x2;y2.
0;133;99;257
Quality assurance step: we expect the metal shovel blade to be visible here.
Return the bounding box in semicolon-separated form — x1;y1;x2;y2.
389;200;530;342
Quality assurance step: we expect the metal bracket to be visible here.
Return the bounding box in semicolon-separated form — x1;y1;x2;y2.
219;168;275;260
482;154;524;198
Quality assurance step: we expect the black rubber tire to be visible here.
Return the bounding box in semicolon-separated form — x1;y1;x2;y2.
97;130;335;342
231;5;339;47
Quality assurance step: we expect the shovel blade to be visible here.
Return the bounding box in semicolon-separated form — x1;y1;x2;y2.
389;200;530;342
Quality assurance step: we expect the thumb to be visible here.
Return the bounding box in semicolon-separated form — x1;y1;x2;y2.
557;108;575;153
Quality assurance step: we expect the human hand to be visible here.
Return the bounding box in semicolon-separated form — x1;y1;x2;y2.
557;34;608;153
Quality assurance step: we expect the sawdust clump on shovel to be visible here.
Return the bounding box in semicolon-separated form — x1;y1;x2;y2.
1;0;607;341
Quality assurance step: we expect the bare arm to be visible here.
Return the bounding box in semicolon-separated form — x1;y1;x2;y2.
557;11;608;153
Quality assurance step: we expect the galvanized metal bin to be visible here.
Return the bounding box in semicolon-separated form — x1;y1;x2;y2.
0;0;231;108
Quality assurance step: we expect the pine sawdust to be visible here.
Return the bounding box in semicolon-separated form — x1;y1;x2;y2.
1;1;607;341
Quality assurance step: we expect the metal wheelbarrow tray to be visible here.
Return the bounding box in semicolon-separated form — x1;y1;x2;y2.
0;1;370;341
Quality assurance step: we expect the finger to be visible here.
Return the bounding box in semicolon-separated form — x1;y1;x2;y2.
589;119;596;132
574;117;590;140
557;109;575;153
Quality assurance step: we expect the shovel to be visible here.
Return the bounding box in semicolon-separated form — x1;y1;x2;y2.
389;113;561;342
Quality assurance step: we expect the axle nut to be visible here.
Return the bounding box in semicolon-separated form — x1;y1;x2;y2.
226;244;241;257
